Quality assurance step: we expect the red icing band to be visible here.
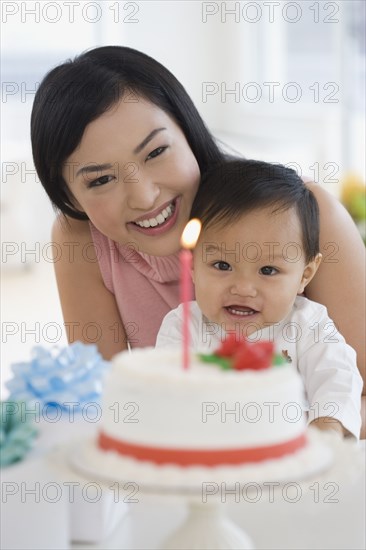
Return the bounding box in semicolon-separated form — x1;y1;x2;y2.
98;432;307;466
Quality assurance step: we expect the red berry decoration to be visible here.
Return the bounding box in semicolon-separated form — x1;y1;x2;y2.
200;335;275;371
216;334;246;358
233;341;274;371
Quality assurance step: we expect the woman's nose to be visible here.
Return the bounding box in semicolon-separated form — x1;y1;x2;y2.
125;168;160;210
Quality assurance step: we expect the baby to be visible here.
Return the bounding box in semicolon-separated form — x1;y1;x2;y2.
156;159;363;438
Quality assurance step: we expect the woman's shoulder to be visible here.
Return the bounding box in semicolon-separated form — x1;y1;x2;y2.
303;179;349;217
52;215;101;264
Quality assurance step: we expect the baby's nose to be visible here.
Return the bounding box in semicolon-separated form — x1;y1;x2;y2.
230;278;257;297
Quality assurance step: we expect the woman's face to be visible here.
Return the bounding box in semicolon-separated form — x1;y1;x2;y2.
63;96;200;256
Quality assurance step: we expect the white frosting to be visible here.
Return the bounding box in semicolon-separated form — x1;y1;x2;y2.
100;348;307;451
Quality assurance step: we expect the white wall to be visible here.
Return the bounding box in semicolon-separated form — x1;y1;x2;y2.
2;3;364;246
2;1;364;270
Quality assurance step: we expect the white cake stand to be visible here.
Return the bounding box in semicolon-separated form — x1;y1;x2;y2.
159;500;254;549
68;449;256;549
64;429;362;550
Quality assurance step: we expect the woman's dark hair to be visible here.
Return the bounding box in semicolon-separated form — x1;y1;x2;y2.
31;46;224;220
191;159;320;261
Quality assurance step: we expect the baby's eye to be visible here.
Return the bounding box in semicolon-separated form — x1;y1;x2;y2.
213;261;232;271
146;146;167;161
260;266;278;276
88;174;114;188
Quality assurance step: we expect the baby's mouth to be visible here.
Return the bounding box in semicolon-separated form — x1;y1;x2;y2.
132;199;176;229
225;306;258;317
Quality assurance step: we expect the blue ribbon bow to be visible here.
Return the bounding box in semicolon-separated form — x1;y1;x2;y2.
5;342;110;411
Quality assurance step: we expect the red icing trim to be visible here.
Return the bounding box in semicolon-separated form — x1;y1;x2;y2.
98;432;307;466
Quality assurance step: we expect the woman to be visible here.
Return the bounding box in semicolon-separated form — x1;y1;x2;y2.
31;46;365;435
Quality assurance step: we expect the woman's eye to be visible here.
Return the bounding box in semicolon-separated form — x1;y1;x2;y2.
213;261;232;271
146;146;167;161
260;266;278;276
88;175;114;188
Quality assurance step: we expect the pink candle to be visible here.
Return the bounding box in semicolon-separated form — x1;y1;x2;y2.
180;219;202;370
180;248;192;370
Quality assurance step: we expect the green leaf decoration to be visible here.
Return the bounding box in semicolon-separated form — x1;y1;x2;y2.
273;354;287;366
197;354;232;370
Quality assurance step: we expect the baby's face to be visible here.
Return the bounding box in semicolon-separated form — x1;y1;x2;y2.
193;206;319;337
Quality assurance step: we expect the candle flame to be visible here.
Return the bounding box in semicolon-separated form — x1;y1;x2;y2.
180;218;202;249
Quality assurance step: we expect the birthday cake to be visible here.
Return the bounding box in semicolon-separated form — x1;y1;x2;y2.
97;338;310;469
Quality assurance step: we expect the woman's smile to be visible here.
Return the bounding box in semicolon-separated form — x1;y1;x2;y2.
128;196;179;235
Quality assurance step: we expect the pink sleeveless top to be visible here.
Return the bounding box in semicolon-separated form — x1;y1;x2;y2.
89;223;181;348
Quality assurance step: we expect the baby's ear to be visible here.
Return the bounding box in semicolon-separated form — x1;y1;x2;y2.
297;253;322;294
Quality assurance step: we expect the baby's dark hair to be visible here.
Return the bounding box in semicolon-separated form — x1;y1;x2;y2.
190;159;320;262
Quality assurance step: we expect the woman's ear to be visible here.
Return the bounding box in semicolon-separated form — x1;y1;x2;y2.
68;193;85;213
191;248;199;284
298;253;322;294
191;262;195;283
